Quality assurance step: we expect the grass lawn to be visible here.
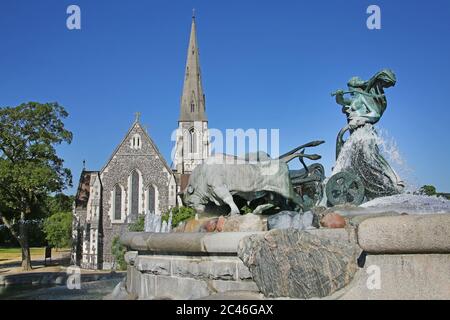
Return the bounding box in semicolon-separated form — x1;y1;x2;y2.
0;247;46;261
0;247;70;262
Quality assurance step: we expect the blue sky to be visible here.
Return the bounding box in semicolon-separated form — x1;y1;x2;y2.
1;0;449;194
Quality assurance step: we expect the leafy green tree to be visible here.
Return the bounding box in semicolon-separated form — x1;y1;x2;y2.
0;193;73;248
0;102;72;270
46;193;74;215
43;211;73;249
419;185;437;196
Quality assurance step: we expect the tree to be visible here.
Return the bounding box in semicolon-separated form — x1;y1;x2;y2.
0;193;73;248
46;193;74;215
419;185;437;196
43;211;73;249
0;102;72;270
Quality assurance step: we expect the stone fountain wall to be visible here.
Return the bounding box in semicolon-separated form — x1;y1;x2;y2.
125;254;258;300
115;214;450;300
118;232;263;300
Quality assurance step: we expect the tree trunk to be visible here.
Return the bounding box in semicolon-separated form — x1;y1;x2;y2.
20;241;32;271
0;212;32;271
19;211;32;271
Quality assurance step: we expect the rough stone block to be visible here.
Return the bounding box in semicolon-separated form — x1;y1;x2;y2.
134;256;171;276
237;262;253;280
306;228;357;244
171;258;237;280
210;279;259;293
320;213;346;229
238;229;360;299
222;214;266;232
267;211;315;231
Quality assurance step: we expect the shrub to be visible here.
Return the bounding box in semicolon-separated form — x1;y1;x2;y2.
128;215;145;232
111;236;127;271
162;206;196;228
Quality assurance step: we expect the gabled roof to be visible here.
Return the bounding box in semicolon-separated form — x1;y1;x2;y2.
100;119;173;175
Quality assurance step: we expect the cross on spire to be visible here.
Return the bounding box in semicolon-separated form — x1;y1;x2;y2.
192;8;195;19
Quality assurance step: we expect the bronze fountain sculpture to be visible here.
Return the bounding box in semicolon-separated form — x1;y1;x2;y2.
326;69;405;206
182;69;405;215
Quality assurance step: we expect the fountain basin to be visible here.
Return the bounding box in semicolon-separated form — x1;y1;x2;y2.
118;214;450;300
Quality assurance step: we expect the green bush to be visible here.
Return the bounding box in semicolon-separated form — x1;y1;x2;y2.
111;236;127;270
43;212;73;249
162;206;196;228
128;215;145;232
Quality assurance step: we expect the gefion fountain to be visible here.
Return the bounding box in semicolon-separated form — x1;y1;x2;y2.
110;70;450;300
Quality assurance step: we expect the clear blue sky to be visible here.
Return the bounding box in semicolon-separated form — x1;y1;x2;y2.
1;0;449;194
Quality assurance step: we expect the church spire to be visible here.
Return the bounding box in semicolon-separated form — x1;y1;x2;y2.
179;12;207;122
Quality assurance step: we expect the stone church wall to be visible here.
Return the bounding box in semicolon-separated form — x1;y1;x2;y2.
100;123;174;269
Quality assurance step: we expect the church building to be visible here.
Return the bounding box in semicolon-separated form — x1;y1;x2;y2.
72;14;210;270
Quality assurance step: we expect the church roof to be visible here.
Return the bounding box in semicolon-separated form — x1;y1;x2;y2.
100;116;173;175
179;14;207;122
75;170;98;209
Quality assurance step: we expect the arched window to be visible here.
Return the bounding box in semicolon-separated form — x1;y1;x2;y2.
114;185;122;220
148;185;156;214
130;170;140;217
130;134;141;150
189;128;197;153
190;101;195;113
136;136;140;148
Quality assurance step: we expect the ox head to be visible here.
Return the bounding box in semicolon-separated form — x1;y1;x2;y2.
182;184;206;213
